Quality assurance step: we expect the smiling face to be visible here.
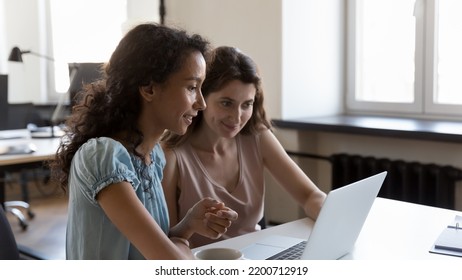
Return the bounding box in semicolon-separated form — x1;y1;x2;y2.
201;79;256;138
141;50;207;138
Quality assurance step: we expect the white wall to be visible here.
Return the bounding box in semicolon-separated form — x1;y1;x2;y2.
166;0;283;119
125;0;160;32
282;0;344;119
4;0;44;103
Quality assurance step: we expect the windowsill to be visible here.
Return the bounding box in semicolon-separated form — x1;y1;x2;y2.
272;114;462;143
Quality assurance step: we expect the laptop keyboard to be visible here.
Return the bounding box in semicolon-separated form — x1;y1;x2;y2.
266;241;307;260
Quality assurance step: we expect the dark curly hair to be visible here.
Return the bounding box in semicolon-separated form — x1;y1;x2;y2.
161;46;271;148
49;23;210;191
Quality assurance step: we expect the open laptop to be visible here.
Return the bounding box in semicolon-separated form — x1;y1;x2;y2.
241;171;387;260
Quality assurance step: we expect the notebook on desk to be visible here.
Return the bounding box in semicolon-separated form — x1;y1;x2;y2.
241;171;387;260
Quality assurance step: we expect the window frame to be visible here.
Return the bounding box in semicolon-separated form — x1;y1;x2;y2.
346;0;462;120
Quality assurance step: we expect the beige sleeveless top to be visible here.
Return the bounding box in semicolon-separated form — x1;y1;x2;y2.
173;133;265;247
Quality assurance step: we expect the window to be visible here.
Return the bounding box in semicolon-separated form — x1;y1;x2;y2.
49;0;127;94
347;0;462;119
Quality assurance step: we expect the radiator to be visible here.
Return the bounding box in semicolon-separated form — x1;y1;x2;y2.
330;153;462;209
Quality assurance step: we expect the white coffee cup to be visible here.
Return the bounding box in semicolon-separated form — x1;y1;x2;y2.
194;248;243;260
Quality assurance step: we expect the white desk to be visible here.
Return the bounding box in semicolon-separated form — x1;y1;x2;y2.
0;129;61;205
193;198;462;260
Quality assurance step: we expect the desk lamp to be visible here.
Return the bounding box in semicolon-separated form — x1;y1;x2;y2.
8;46;55;62
8;46;65;138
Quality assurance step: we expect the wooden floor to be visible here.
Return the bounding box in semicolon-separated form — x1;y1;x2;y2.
5;178;68;260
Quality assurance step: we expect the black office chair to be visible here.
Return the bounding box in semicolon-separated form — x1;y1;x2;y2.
0;205;45;259
4;171;36;230
3;103;45;230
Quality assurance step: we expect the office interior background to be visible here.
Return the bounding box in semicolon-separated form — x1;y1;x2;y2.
1;0;461;224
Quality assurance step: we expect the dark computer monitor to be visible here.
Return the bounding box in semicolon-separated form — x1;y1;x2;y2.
36;62;104;138
0;75;7;129
68;62;104;107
